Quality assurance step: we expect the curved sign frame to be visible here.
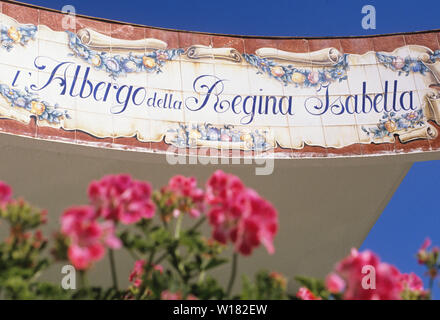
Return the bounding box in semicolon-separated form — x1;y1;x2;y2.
1;1;440;159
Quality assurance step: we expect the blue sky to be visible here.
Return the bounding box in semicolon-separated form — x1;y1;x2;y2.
20;0;440;298
360;161;440;298
18;0;440;36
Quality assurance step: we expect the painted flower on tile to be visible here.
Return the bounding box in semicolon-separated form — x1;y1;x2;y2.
0;24;37;51
156;51;169;61
66;31;184;79
429;50;440;63
243;53;348;87
0;84;71;124
392;56;405;69
362;109;425;139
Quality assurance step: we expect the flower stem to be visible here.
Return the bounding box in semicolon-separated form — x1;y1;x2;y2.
198;270;206;284
109;249;118;290
154;251;168;265
174;214;183;239
226;252;238;298
189;216;206;233
429;276;434;293
79;271;88;289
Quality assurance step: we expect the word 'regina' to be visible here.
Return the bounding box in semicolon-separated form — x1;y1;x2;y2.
184;75;294;124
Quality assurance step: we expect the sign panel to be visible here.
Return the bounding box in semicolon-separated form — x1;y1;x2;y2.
1;3;440;158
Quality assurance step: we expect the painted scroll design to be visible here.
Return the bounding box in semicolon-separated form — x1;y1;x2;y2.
165;123;273;151
243;50;349;87
66;31;184;80
186;45;242;63
0;83;70;124
362;109;427;138
425;92;440;126
0;24;37;51
360;96;439;144
76;28;167;51
360;48;440;144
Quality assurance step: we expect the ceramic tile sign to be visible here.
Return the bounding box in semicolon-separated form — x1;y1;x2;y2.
1;7;440;159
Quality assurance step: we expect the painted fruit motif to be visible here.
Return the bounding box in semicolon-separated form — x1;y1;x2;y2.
231;133;241;142
189;129;202;140
207;128;220;140
241;133;253;146
244;138;254;149
14;97;27;109
156;52;169;61
291;72;306;84
384;120;397;133
307;71;320;84
7;27;21;42
220;133;232;142
30;101;45;116
124;60;137;72
143;56;156;69
91;55;102;67
106;58;120;72
270;66;285;78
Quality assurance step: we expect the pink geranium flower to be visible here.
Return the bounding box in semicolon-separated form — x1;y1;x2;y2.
325;273;345;294
0;181;12;204
296;287;321;300
400;272;424;292
206;170;278;256
161;290;182;300
88;174;155;224
166;175;204;218
68;242;105;270
168;175;203;200
420;238;432;251
129;259;163;288
417;238;432;264
61;206;121;270
335;248;403;300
